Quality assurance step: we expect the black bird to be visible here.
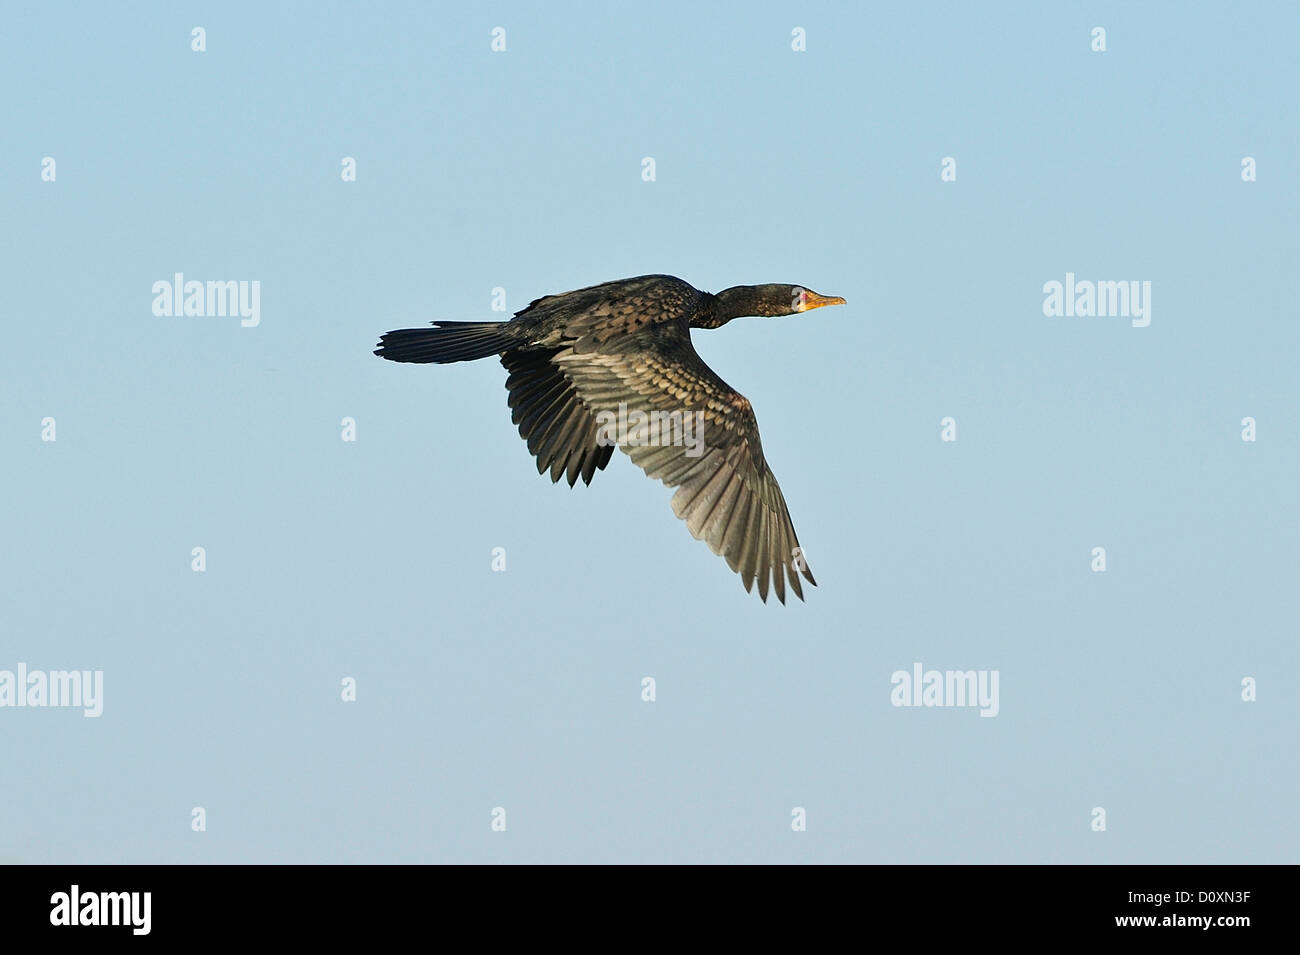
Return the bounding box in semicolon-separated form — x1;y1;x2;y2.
375;274;845;603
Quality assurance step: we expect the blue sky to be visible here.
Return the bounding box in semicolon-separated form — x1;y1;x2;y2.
2;2;1296;862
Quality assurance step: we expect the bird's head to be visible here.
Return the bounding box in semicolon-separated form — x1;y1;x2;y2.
701;284;846;327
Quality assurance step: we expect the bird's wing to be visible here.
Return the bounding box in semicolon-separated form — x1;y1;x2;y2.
500;349;614;487
553;340;815;603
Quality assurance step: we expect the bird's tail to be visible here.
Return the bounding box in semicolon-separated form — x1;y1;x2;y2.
374;321;514;364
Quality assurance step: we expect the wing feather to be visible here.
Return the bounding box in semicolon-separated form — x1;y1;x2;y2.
552;340;815;602
501;349;614;487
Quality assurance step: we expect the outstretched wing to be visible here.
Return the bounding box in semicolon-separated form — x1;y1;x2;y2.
553;337;815;603
500;349;614;487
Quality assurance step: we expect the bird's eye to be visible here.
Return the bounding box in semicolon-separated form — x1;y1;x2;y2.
793;288;807;310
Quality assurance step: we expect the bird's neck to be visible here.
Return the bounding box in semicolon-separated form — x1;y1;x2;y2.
694;286;773;329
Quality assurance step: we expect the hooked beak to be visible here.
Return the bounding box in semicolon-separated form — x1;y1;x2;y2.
796;290;847;312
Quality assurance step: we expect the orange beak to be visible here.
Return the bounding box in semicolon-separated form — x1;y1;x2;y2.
797;290;847;312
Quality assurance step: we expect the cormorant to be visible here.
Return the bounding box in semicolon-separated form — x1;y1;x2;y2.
374;274;845;603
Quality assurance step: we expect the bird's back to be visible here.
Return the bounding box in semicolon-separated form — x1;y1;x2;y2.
507;274;704;349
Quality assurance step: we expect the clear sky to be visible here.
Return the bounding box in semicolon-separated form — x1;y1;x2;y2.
2;2;1296;863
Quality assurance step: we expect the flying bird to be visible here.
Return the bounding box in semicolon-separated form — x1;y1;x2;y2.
374;274;845;603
